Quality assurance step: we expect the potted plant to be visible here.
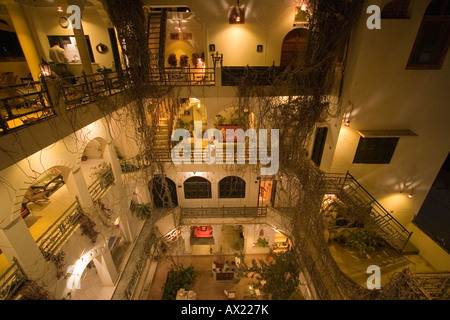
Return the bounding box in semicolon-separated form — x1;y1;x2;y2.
168;53;177;67
192;53;200;67
180;55;189;68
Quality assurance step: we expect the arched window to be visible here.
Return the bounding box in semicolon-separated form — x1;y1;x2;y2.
407;0;450;69
184;176;212;199
219;176;246;198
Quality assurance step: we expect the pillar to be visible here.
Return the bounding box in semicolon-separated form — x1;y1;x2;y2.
65;166;93;209
213;225;222;254
181;228;191;254
103;142;122;186
93;248;118;285
5;2;42;80
61;0;94;75
0;217;46;280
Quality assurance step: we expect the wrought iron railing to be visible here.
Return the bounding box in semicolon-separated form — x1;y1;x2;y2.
322;172;413;253
88;164;115;201
61;70;129;109
181;206;267;218
149;66;215;86
221;66;286;86
0;79;55;136
0;258;26;299
36;200;84;259
0;258;27;300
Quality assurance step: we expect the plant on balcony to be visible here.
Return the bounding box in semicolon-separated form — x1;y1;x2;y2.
168;53;177;67
192;53;200;67
180;55;189;68
50;251;67;279
18;280;52;300
130;202;151;220
256;237;269;248
78;213;99;244
90;162;114;188
120;160;140;173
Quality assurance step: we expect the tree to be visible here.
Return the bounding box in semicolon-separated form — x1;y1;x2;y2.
235;249;301;300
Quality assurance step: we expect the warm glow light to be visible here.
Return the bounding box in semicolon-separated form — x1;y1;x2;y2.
114;217;120;225
57;5;63;12
301;4;308;11
235;16;241;22
344;119;350;127
408;193;413;199
197;103;201;108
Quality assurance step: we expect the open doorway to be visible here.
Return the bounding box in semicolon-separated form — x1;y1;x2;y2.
258;180;276;207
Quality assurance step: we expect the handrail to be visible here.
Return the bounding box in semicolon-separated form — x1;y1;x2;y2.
88;165;115;201
0;79;55;136
149;66;215;86
180;206;267;218
0;258;27;300
322;172;412;252
344;172;411;237
61;70;129;109
36;200;83;259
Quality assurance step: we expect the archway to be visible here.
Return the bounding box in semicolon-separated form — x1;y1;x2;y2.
280;28;309;67
149;175;178;208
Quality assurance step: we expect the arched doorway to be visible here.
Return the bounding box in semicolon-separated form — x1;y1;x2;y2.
149;175;178;208
280;28;309;67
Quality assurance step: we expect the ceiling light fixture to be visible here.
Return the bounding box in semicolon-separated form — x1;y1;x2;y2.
57;4;63;12
229;0;245;24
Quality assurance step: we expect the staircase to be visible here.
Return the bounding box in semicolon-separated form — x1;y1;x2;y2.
147;9;167;70
152;99;175;161
322;172;414;254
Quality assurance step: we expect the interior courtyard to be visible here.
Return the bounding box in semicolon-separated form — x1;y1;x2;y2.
0;0;449;303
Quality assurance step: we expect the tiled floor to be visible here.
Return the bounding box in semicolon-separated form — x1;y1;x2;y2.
146;254;268;300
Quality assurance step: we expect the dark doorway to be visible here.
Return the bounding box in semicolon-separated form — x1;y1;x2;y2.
149;175;178;209
280;28;309;67
311;127;328;166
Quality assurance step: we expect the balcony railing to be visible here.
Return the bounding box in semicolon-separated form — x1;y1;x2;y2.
149;67;215;86
0;80;55;135
322;172;413;253
181;206;267;218
0;258;27;300
221;66;286;86
36;200;84;259
88;164;115;201
61;70;129;109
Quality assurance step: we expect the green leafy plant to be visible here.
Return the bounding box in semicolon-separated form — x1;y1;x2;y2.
180;55;189;67
233;239;244;252
162;264;195;300
256;237;269;248
131;203;151;220
120;160;139;173
168;53;177;67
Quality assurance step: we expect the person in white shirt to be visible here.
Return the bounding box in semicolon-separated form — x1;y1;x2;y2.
49;40;69;75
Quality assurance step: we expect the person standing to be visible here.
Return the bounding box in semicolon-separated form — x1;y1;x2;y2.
49;40;69;75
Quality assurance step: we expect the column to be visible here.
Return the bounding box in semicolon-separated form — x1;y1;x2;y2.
93;248;118;285
242;224;254;253
61;0;94;74
181;228;191;254
213;225;222;254
5;2;42;80
103;142;122;186
0;217;46;280
65;166;93;209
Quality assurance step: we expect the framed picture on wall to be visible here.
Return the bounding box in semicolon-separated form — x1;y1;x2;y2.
183;33;192;40
170;33;179;40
